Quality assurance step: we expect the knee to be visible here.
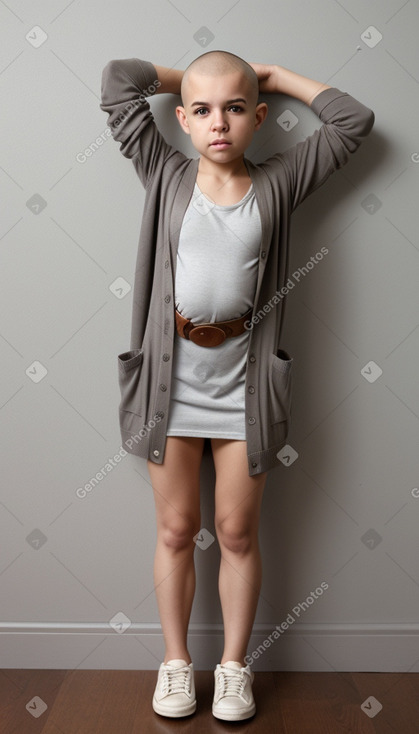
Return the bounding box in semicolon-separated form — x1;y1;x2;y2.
159;517;200;552
215;519;254;555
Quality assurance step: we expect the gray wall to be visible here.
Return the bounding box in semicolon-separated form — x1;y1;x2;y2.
1;0;418;675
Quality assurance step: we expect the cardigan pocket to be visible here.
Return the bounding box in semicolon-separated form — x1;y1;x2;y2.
117;348;144;417
268;349;293;425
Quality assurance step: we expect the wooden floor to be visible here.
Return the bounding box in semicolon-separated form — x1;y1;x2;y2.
1;670;418;734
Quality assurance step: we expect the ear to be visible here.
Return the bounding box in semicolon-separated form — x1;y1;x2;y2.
175;106;191;136
254;102;268;131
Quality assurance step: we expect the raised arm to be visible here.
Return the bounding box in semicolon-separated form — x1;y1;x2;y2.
100;58;183;187
249;62;331;106
152;64;183;95
154;60;328;104
249;62;375;211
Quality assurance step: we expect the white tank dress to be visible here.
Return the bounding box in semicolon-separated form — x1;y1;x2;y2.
165;180;262;439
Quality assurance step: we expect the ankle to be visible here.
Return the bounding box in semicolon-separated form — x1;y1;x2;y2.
220;656;246;667
164;654;192;665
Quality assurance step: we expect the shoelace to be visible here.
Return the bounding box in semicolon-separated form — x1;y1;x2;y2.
161;667;191;695
217;668;246;698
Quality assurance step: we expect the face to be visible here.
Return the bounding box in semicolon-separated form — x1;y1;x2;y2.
175;71;267;164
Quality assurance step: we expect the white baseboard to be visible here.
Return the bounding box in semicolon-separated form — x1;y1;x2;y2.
1;622;418;671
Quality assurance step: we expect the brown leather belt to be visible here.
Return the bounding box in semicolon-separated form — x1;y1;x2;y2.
175;307;253;347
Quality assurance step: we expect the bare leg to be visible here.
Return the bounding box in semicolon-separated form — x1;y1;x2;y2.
211;438;267;667
147;436;204;664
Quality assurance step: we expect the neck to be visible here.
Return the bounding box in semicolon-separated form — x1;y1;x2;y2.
197;156;248;182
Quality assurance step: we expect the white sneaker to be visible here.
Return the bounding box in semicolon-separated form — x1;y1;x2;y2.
152;658;196;717
212;660;256;721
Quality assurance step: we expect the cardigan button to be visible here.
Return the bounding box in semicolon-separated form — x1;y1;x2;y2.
252;461;257;468
248;416;256;425
162;353;170;361
249;354;256;363
165;260;169;268
164;295;171;303
159;383;167;391
153;449;160;457
261;250;266;258
248;385;255;394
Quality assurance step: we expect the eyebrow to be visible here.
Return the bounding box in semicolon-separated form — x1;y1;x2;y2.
190;98;247;107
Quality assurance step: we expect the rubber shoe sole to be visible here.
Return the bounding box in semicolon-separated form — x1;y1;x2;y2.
212;701;255;721
152;696;196;718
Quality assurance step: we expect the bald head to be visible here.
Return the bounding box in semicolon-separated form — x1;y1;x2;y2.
181;50;259;108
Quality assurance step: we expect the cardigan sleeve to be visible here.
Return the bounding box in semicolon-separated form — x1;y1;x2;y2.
261;87;375;212
100;58;178;188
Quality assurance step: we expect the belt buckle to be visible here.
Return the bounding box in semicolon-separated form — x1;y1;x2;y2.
188;325;226;347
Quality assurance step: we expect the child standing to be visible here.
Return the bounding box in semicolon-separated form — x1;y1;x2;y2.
100;50;374;721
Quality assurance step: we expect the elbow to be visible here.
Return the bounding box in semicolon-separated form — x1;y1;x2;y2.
101;59;118;86
363;108;375;136
100;61;114;105
102;59;120;77
100;59;122;106
349;108;375;144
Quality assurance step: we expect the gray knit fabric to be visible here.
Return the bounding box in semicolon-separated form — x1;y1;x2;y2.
166;181;262;439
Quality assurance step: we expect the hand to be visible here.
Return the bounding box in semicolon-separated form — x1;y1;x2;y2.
248;63;279;94
249;63;331;104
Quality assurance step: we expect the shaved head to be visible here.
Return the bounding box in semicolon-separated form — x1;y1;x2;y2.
181;50;259;108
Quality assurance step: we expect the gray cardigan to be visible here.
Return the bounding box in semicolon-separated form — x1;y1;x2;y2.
100;58;374;476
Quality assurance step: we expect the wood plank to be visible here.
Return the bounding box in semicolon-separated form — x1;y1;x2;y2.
0;669;418;734
351;672;419;734
0;669;67;734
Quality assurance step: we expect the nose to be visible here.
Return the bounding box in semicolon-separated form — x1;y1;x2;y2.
211;109;228;131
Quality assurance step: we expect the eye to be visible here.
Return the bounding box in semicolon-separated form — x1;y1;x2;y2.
194;107;208;115
228;105;243;112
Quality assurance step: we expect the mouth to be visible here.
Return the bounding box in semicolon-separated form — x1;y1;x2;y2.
210;140;231;148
